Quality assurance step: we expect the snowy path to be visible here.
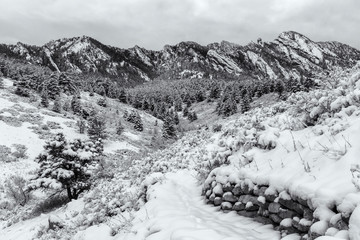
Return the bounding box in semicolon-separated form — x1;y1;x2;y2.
119;170;280;240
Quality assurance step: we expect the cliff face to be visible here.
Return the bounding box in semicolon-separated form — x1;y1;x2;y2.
1;31;359;84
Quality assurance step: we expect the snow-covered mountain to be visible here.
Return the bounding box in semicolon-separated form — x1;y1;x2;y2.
1;31;359;84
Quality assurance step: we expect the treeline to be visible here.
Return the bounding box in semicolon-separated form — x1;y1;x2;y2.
0;54;317;122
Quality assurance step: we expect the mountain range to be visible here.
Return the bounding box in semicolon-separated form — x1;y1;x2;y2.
1;31;360;85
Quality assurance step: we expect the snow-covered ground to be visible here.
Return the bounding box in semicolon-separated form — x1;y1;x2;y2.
79;170;280;240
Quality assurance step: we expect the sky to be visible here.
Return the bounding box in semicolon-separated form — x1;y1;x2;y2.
0;0;359;50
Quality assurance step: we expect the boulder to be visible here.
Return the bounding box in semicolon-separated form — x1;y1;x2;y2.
214;197;223;206
269;214;283;224
232;184;243;196
233;202;245;211
253;186;268;197
221;202;233;211
223;192;238;203
268;202;281;213
279;208;298;219
278;198;305;215
237;210;258;218
223;182;234;192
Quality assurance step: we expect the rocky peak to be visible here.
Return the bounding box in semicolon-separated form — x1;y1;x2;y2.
0;31;359;85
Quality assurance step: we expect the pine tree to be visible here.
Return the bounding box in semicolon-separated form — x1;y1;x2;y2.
71;95;82;115
87;111;107;140
63;100;70;112
240;95;250;113
162;115;176;139
27;133;103;200
46;74;60;100
133;112;143;132
275;80;285;97
173;112;180;125
77;119;86;134
52;97;62;113
41;91;49;108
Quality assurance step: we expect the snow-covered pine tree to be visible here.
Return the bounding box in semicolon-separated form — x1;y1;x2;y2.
162;115;176;139
173;112;180;125
240;94;250;113
77;119;86;134
27;133;103;200
52;97;62;113
87;111;107;139
46;73;60;100
40;90;49;108
133;112;143;132
71;95;82;115
118;88;127;103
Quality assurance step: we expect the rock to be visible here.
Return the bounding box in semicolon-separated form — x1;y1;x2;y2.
233;202;245;211
209;193;216;202
293;218;312;233
253;186;268;196
237;210;258;218
303;208;313;221
278;198;305;215
213;183;223;196
241;180;254;195
239;195;258;205
309;220;328;239
258;207;269;217
232;184;243;196
279;208;298;219
245;202;259;211
221;202;233;211
253;216;274;225
223;182;234;192
269;214;283;224
205;189;212;197
325;227;339;236
256;196;268;208
264;187;277;202
268;202;281;213
330;213;348;230
293;195;309;207
214;197;223;206
223;192;238;203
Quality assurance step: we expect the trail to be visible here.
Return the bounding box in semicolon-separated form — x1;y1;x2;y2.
120;170;280;240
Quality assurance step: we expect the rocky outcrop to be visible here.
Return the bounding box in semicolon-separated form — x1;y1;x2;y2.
1;31;359;85
203;178;351;239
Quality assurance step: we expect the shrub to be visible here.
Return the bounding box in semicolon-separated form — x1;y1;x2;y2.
11;144;28;159
0;145;14;162
212;124;222;132
4;175;30;206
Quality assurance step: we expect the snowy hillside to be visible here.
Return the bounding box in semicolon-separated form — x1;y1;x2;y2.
1;59;360;239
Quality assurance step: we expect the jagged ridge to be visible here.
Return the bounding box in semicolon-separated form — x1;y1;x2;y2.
1;31;359;84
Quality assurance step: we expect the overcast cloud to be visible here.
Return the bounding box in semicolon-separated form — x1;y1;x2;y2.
0;0;359;50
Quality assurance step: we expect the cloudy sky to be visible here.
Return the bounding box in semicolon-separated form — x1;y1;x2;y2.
0;0;359;50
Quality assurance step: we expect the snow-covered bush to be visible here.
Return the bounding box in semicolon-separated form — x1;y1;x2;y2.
0;145;13;162
27;133;103;200
4;175;30;206
11;144;28;159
